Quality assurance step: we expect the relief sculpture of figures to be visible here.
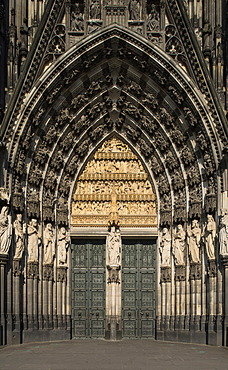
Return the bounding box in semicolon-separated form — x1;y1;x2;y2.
43;223;55;265
204;214;216;260
187;219;201;263
129;0;140;20
14;213;25;259
106;226;121;267
57;227;70;266
219;212;228;256
160;227;171;266
27;219;41;263
0;206;12;256
71;3;84;31
173;224;186;265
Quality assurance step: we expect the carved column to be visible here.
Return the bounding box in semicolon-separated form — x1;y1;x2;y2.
207;259;217;343
0;255;8;345
175;266;186;330
221;257;228;346
43;265;53;329
57;267;67;330
12;259;22;344
190;263;201;332
27;262;39;330
160;267;171;331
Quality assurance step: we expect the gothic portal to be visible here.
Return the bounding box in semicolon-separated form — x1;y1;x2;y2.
0;0;228;347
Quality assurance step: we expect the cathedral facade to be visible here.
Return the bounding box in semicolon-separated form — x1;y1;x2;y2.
0;0;227;346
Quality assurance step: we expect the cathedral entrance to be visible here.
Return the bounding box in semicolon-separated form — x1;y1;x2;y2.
71;136;158;339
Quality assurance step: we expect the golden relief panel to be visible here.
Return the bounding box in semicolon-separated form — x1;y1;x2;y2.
71;137;157;227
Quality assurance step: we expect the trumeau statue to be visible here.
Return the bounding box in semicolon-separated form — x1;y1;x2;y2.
43;223;55;265
14;214;26;260
27;219;41;263
187;219;201;263
160;227;171;267
57;227;70;266
173;224;186;265
219;212;228;256
0;206;12;256
204;214;216;260
106;226;121;267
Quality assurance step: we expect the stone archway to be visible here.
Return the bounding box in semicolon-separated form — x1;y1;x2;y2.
0;26;227;345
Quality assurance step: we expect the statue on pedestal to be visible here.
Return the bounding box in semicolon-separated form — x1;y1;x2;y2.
43;223;55;265
204;214;216;260
27;218;41;263
173;224;186;265
0;206;12;256
14;213;25;259
160;228;171;266
219;213;228;256
187;219;201;263
57;227;70;266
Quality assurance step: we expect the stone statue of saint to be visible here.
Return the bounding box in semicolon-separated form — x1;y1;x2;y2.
0;206;12;256
27;219;41;263
187;219;201;263
160;228;171;266
173;224;186;265
147;4;160;31
106;226;121;267
219;213;228;256
57;227;70;266
204;214;216;260
14;213;25;259
90;0;100;19
43;223;55;265
129;0;140;20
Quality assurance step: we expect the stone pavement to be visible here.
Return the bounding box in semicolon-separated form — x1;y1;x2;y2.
0;339;227;370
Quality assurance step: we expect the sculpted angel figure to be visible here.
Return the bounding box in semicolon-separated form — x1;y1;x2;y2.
0;206;12;256
173;224;186;265
187;219;201;263
43;223;55;265
160;228;171;266
58;227;70;266
14;213;26;259
27;219;41;263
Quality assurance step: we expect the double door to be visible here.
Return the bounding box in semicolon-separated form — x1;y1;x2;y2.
72;238;156;338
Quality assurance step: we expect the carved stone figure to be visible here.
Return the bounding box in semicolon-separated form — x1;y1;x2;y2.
173;224;186;265
106;226;121;267
58;227;70;266
147;4;160;31
129;0;140;20
219;213;228;256
187;219;201;263
160;228;171;266
71;5;84;31
204;214;216;260
90;0;100;19
0;206;12;256
43;223;55;265
14;214;25;259
27;219;41;263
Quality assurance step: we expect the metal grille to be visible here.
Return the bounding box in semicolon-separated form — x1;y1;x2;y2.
122;239;156;338
72;239;106;338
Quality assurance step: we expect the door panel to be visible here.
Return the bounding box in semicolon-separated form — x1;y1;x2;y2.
122;239;156;338
72;239;106;338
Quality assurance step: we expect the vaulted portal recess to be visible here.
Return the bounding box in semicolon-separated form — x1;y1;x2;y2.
71;137;157;339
